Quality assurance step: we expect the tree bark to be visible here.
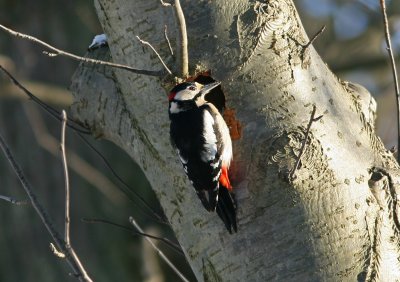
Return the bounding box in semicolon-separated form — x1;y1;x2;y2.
70;0;400;281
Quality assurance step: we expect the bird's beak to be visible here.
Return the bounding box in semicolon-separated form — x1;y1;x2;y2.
198;81;221;98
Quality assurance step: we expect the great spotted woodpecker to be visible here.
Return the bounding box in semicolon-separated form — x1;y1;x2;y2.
168;81;237;233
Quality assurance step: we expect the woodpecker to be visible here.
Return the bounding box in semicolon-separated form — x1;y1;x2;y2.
168;81;237;233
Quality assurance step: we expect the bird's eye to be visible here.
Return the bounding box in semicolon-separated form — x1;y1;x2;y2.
188;86;196;91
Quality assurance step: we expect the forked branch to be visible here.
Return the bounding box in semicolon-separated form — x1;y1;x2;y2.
0;24;166;77
0;65;90;134
0;133;93;282
129;216;189;282
289;105;323;181
136;35;172;74
1;65;167;224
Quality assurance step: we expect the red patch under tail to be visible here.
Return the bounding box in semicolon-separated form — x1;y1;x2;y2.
219;166;232;191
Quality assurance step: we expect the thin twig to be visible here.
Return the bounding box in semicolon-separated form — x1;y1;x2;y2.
24;104;125;204
164;25;174;56
379;0;400;163
0;24;166;77
0;65;90;134
0;132;93;282
60;111;71;246
68;248;93;282
304;25;326;49
136;36;172;75
174;0;189;77
129;216;189;282
300;25;326;62
82;218;183;255
289;105;323;181
2;66;166;224
76;133;168;224
0;195;28;205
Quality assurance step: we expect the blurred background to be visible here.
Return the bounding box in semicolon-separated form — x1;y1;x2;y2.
0;0;399;281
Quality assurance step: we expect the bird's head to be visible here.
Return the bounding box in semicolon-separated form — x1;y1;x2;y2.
168;81;221;103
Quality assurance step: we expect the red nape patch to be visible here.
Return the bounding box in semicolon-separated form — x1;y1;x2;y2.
219;166;232;191
168;92;176;101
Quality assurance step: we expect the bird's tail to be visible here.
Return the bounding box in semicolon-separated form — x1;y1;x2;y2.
215;185;237;233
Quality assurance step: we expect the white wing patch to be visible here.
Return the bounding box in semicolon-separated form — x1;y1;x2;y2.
215;112;233;167
201;111;218;162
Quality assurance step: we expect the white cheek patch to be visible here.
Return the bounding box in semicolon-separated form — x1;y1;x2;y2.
201;111;218;162
215;113;233;166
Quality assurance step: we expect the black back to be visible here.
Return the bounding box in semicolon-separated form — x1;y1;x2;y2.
169;105;221;192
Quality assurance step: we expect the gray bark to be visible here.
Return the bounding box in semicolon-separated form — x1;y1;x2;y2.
70;0;400;281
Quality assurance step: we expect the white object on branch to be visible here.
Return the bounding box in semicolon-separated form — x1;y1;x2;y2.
88;34;108;51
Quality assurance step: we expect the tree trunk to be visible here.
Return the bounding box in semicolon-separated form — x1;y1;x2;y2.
70;0;400;281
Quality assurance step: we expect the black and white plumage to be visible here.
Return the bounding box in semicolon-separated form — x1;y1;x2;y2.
168;81;237;233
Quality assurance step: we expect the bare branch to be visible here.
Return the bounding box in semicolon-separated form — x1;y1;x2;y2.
164;25;174;56
76;133;168;224
2;68;163;219
289;105;323;181
136;35;172;75
0;65;90;134
174;0;189;77
0;194;28;205
23;104;125;204
0;132;92;282
60;110;71;246
304;25;326;49
0;72;169;225
0;24;166;77
82;218;183;254
23;104;125;205
300;25;326;62
379;0;400;163
129;216;190;282
67;248;93;282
